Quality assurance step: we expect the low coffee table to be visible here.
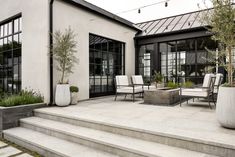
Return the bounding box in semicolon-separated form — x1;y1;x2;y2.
144;88;180;105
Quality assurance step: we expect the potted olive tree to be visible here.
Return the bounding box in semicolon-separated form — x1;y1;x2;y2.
51;28;78;106
201;0;235;128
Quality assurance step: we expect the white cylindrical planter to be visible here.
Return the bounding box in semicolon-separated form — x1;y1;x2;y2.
71;92;78;105
216;86;235;128
55;84;71;106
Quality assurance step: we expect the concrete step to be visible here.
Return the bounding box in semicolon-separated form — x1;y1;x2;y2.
19;117;218;157
34;109;235;157
3;127;119;157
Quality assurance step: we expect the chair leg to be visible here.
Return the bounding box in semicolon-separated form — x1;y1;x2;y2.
208;95;212;109
133;93;135;102
115;93;117;101
124;94;127;99
212;94;216;107
179;95;182;107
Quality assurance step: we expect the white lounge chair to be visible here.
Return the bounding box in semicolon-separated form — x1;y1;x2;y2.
131;75;156;91
180;74;216;109
115;75;144;102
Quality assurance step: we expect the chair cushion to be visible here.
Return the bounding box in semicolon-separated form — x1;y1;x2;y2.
214;73;223;86
116;75;129;86
181;88;209;97
117;86;143;93
202;74;214;88
132;75;144;85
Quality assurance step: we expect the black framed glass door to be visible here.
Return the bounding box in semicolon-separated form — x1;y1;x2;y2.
89;34;125;97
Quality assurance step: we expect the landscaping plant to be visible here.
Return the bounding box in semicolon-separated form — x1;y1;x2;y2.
0;89;43;107
70;86;79;93
182;81;194;88
167;82;178;89
200;0;235;128
152;71;164;83
200;0;235;86
51;27;78;84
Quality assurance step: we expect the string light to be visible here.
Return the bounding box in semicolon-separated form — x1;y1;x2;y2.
116;0;170;15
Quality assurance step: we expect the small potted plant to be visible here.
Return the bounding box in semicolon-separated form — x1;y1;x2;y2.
70;86;79;105
51;27;78;106
152;71;164;88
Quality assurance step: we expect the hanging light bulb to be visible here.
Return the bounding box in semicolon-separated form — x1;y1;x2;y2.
138;8;141;14
165;1;168;7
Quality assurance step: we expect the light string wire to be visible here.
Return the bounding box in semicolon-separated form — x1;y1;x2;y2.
116;0;170;14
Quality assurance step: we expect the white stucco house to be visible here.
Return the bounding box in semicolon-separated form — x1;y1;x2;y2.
0;0;140;104
0;0;223;104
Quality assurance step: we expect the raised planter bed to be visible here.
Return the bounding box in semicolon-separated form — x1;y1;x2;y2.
0;103;46;135
144;88;180;105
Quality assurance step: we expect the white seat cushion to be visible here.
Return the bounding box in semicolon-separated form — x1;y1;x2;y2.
202;74;214;88
214;73;223;86
117;86;143;93
181;88;209;97
116;75;129;86
132;75;144;85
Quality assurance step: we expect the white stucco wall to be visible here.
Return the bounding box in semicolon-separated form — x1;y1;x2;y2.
0;0;50;103
53;0;137;100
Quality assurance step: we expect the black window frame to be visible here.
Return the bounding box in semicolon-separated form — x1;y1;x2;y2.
89;33;125;97
0;14;22;94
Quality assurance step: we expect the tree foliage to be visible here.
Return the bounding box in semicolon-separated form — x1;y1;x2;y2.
51;28;78;84
200;0;235;86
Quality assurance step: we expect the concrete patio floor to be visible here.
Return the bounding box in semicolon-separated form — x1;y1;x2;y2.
37;95;235;149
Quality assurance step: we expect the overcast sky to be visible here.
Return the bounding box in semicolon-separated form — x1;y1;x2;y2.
85;0;213;23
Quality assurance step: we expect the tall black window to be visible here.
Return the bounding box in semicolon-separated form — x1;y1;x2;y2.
159;37;216;84
138;44;154;82
0;16;22;93
89;34;125;97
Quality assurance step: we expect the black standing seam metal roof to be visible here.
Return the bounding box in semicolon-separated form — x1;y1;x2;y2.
60;0;141;31
135;9;211;37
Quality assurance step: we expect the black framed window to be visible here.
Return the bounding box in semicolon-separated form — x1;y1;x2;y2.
89;34;125;97
138;44;154;82
159;37;217;84
0;16;22;93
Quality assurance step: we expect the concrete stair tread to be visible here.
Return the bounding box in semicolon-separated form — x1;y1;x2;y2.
34;108;235;150
3;127;118;157
20;117;218;157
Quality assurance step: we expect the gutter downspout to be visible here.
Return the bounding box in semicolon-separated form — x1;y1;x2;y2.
49;0;54;105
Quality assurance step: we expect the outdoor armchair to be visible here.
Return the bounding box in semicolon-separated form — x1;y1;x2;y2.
131;75;156;91
115;75;144;102
180;74;216;109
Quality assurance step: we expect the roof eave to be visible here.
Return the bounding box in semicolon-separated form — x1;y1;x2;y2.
60;0;141;31
134;27;211;39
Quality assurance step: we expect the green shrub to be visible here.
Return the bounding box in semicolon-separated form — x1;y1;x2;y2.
222;83;235;87
182;81;194;88
152;71;164;83
70;86;79;93
0;90;43;107
167;82;178;89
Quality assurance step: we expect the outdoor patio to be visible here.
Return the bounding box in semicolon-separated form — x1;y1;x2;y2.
41;96;234;139
3;96;235;157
